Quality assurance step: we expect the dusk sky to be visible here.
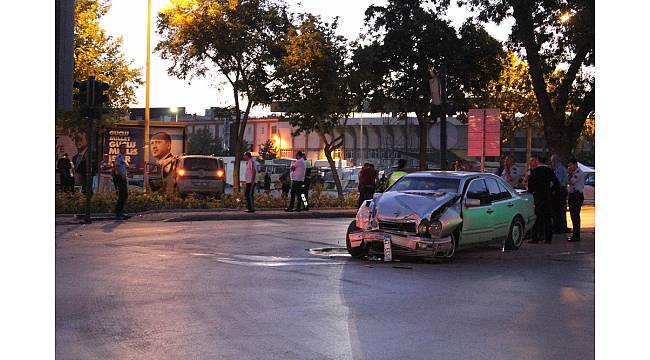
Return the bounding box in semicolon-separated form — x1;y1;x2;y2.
100;0;514;116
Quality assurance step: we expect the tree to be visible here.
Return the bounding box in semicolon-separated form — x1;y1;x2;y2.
258;139;277;160
57;0;143;136
187;128;227;155
156;0;290;193
275;14;352;201
480;51;540;144
357;1;504;169
459;0;595;161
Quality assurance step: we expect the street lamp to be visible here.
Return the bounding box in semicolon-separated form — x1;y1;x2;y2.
170;107;178;122
143;0;152;194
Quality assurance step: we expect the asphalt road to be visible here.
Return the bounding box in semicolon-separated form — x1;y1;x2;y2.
56;217;595;360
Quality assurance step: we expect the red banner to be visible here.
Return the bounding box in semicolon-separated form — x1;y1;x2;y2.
467;109;484;157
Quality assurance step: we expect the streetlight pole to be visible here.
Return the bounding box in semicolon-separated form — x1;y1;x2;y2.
143;0;152;194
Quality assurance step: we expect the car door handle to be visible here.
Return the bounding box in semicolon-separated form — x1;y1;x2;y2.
486;209;494;214
507;203;514;207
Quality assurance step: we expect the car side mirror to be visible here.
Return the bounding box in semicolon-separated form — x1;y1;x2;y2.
464;198;481;207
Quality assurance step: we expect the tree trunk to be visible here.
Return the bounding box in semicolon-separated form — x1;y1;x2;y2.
232;136;242;193
318;132;344;202
418;118;428;170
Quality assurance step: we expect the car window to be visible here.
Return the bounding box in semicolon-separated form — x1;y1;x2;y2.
485;178;501;201
388;177;460;193
182;157;218;170
496;179;513;200
466;179;490;205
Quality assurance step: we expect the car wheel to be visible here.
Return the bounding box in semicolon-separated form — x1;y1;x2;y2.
346;220;367;259
442;230;458;259
505;216;525;250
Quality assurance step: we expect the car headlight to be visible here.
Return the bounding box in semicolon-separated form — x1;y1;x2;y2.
429;220;443;238
418;220;430;235
356;202;371;229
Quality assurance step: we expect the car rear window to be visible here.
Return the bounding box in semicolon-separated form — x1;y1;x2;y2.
183;157;219;170
388;177;460;193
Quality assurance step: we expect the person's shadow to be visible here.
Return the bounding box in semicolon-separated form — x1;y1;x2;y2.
100;220;126;233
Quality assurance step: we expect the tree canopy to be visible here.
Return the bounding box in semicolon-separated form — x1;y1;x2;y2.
156;0;290;192
458;0;595;161
355;0;504;168
274;14;352;200
58;0;142;135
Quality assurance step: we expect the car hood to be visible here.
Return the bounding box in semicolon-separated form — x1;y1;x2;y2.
374;191;458;221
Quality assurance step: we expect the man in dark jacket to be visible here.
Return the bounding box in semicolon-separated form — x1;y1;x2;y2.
527;155;560;244
358;163;378;207
57;153;74;193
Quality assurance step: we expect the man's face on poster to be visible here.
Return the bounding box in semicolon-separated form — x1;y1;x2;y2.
151;136;172;161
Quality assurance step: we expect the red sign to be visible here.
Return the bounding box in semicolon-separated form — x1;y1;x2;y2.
467;109;484;157
484;109;501;156
466;108;501;157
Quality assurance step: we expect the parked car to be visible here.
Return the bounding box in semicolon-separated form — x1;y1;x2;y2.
174;155;226;198
346;171;536;260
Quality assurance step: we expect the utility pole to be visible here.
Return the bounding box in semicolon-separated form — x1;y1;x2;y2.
439;65;447;170
143;0;152;194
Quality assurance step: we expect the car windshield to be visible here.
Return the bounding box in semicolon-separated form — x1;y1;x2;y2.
388;176;460;193
183;158;219;171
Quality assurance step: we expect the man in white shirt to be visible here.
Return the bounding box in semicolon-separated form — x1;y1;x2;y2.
566;158;586;242
244;152;256;212
286;151;306;212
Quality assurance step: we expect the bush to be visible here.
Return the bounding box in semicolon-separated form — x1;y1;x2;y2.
55;189;358;214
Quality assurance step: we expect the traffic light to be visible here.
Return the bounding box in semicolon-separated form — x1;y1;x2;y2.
93;80;110;113
73;80;90;107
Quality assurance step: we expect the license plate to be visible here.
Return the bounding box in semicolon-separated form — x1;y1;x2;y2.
194;182;208;187
383;234;392;262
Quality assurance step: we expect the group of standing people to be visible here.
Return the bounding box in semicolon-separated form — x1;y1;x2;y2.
525;154;586;243
243;150;311;213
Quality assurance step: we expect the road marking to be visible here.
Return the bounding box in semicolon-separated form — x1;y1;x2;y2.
189;252;348;267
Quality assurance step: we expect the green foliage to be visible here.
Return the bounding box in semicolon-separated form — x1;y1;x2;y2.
55;189;357;214
187;128;227;156
58;0;143;137
258;139;277;160
356;1;504;118
274;14;351;199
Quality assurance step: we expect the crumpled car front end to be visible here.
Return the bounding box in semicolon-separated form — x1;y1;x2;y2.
348;191;463;259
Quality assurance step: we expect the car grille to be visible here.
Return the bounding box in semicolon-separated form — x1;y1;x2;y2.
378;220;417;234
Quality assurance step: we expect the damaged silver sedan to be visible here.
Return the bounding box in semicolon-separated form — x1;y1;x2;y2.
346;171;536;260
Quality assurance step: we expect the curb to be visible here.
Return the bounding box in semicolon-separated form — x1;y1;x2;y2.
56;208;358;225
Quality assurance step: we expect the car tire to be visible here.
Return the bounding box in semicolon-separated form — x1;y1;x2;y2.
442;230;459;259
505;216;525;250
346;220;367;259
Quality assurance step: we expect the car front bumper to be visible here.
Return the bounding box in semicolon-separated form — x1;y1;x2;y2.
348;230;454;259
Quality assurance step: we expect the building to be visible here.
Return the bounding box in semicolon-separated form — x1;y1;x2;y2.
127;106;594;168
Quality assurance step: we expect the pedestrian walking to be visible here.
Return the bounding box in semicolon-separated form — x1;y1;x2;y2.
387;159;408;188
286;151;306;212
550;154;570;234
243;152;256;212
57;153;75;193
358;163;378;207
527;155;560;244
113;144;129;219
566;158;586;242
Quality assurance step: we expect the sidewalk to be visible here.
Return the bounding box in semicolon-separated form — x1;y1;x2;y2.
55;208;359;225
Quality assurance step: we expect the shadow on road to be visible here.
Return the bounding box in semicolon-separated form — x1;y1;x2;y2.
100;220;126;233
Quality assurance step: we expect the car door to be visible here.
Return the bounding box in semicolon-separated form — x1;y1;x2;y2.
461;179;495;245
485;177;515;243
